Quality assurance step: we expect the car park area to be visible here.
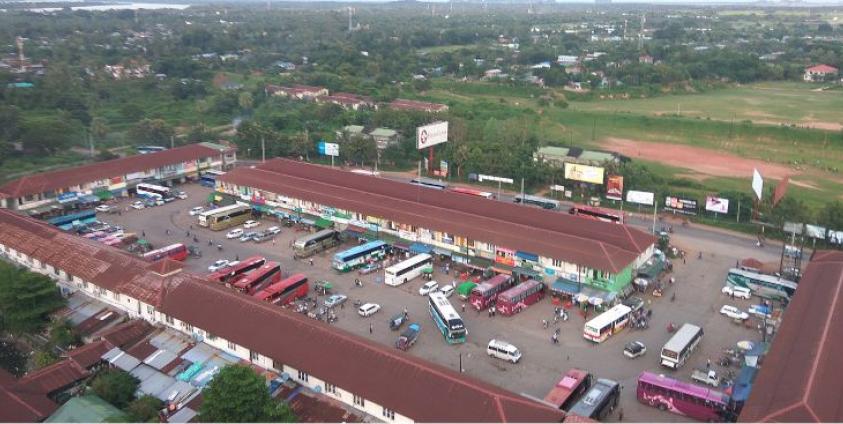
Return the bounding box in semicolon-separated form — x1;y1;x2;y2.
100;182;784;422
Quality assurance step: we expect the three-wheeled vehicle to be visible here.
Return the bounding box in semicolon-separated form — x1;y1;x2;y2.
314;281;333;296
389;312;408;330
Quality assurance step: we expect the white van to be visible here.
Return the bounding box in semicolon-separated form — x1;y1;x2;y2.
487;339;522;364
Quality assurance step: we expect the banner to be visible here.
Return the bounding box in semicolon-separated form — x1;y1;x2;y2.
416;121;449;149
626;190;654;206
606;175;623;201
704;196;730;214
805;224;826;239
564;163;604;185
664;196;698;215
318;142;339;157
752;168;764;201
829;230;843;246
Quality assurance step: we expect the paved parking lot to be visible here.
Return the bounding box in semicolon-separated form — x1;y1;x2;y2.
102;183;779;422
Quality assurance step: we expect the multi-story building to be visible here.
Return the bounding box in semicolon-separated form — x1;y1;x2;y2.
217;159;655;296
0;142;236;212
0;209;565;423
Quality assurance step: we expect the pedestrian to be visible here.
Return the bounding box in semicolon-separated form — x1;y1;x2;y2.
166;229;170;235
461;303;466;312
272;238;276;246
369;323;373;334
683;256;686;264
731;292;735;300
142;230;146;237
618;408;624;422
235;254;239;261
707;358;711;370
189;224;193;230
309;258;314;266
340;302;344;310
488;309;492;318
186;231;190;237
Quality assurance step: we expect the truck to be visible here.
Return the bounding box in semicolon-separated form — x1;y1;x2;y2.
395;323;421;351
690;369;721;387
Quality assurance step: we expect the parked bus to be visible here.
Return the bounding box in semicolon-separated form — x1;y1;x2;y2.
232;262;282;295
254;273;309;305
385;253;433;286
410;177;448;190
725;268;797;301
569;205;624;224
199;170;226;188
583;304;632;343
544;369;593;411
496;280;545;316
449;186;494;199
469;274;515;311
293;229;342;259
567;378;621;421
136;145;167;154
428;291;467;344
513;194;559;210
332;240;388;272
142;243;188;262
637;372;732;422
207;256;266;283
660;323;704;369
47;209;97;229
136;183;172;200
197;204;252;231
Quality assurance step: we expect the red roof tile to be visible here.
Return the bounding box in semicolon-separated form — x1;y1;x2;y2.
739;251;843;422
806;64;839;74
0;143;223;199
0;369;58;422
18;361;89;395
99;320;154;349
67;340;113;369
219;159;654;273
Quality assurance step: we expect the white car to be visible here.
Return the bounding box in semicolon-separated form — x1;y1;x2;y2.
324;294;348;308
226;228;244;239
208;260;230;272
419;281;439;296
266;226;281;235
130;201;145;210
175;191;188;200
189;206;204;216
243;220;260;229
95;205;111;213
722;285;751;299
720;305;750;321
357;303;381;317
239;232;257;242
439;285;455;298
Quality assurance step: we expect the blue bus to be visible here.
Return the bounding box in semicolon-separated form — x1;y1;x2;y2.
47;209;97;230
428;291;467;344
200;170;226;188
332;240;388;272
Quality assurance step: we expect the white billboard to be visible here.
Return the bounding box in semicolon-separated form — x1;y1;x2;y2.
626;190;654;206
752;168;763;201
564;163;604;185
478;174;513;184
805;224;826;239
416;121;449;149
324;142;339;157
705;196;730;214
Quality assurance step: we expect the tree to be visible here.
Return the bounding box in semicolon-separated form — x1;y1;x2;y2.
90;117;109;143
344;134;377;166
0;263;66;335
128;119;175;147
48;319;79;350
0;339;26;377
186;124;217;144
238;92;254;111
0;105;22;142
200;365;297;423
91;369;140;409
33;350;59;369
19;116;80;154
125;395;163;422
817;200;843;231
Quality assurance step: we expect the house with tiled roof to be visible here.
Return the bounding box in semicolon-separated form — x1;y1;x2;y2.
803;64;839;82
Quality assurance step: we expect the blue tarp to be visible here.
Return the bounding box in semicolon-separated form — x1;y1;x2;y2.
731;366;759;402
409;242;433;254
515;250;539;262
551;278;580;295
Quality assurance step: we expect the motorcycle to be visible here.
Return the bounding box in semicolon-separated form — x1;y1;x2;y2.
667;322;676;333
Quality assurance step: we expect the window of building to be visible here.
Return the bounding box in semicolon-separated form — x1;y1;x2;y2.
227;341;236;351
552;259;563;267
297;370;309;382
165;315;174;325
183;323;193;332
325;383;337;395
146;305;154;315
382;408;395;420
353;395;365;407
250;351;259;362
207;333;217;341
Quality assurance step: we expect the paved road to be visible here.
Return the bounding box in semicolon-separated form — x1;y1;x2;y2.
103;183;778;422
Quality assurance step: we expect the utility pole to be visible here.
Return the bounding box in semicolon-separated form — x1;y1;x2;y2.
261;136;266;163
87;129;94;158
652;200;658;235
520;178;525;201
736;198;741;223
170;135;175;149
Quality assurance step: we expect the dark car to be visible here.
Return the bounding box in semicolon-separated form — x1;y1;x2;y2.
622;296;645;313
623;341;647;359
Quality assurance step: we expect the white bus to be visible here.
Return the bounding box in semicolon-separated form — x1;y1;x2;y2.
136;183;171;200
384;253;433;286
660;323;704;369
583;304;632;343
725;268;797;301
428;291;466;344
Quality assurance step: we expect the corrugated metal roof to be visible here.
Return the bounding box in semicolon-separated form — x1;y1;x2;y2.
0;369;58;422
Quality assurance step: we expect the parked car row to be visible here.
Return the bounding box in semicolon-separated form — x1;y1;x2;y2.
225;224;280;243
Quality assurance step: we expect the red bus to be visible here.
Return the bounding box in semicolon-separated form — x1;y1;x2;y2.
497;279;545;316
207;256;266;283
569;205;624;224
544;369;593;411
232;262;281;294
142;243;188;262
469;274;514;311
449;186;495;199
254;273;309;305
637;371;732;422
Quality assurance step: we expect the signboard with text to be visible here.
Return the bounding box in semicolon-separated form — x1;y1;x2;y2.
416;121;449;149
564;163;604;185
704;196;730;214
626;190;654;206
606;175;623;201
664;196;698;215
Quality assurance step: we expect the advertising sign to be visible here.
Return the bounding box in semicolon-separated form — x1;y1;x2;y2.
478;174;514;184
664;196;698;215
318;142;339;157
704;196;730;214
416;121;449;149
606;175;623;201
440;160;448;177
564;163;604;185
829;230;843;246
57;192;79;203
626;190;654;206
805;224;827;239
550;184;565;193
783;222;804;235
752;168;764;201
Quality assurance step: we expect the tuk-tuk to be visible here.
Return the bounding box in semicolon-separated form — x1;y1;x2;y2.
389;312;408;330
188;245;202;258
457;281;477;300
314;281;333;296
420;266;434;281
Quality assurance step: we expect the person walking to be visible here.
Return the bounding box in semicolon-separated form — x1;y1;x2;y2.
309;258;314;266
461;303;466;312
369;323;373;334
618;408;624;422
706;358;711;370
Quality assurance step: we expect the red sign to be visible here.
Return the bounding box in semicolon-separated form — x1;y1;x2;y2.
606;175;623;201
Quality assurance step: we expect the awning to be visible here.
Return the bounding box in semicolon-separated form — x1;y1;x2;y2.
299;218;315;226
579;286;616;304
392;242;410;251
491;263;513;275
95;191;113;201
432;247;452;257
314;218;334;229
515;250;539;262
513;266;542;280
462;256;493;271
409;243;433;254
344;225;367;236
551;278;580;295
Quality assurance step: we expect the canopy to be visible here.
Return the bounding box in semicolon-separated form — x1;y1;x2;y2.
457;281;477;297
515;250;539;262
551;278;580;295
432;247;452;257
315;218;334;229
409;242;433;254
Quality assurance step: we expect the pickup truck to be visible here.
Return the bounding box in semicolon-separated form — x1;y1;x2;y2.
691;369;721;387
395;323;421;351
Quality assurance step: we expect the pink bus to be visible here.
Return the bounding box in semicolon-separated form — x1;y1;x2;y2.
469;274;514;311
496;279;545;316
636;371;732;422
544;368;593;411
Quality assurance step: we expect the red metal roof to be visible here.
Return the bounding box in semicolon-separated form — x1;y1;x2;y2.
806;64;839;74
18;361;89;395
0;369;58;422
219;159;654;273
99;320;154;349
67;340;113;369
739;250;843;422
0;143;224;199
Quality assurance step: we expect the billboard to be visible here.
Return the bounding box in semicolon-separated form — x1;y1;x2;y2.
704;196;730;214
829;230;843;246
664;196;698;215
564;163;604;185
752;168;764;200
416;121;449;149
606;175;623;201
805;224;826;239
318;142;339;157
626;190;654;206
